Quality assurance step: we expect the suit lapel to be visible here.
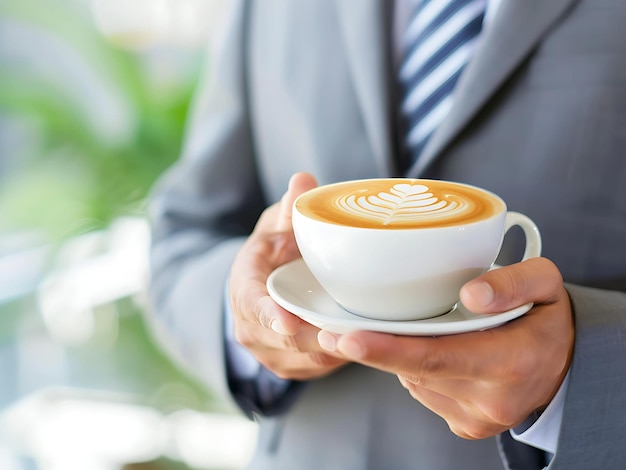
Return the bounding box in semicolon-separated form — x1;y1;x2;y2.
335;0;395;176
408;0;579;177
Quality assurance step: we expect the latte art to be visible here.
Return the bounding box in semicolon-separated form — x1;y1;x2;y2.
337;183;467;226
295;179;505;229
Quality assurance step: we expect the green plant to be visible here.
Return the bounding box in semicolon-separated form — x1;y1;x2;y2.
0;0;200;240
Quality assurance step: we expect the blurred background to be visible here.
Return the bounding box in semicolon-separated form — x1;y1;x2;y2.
0;1;257;469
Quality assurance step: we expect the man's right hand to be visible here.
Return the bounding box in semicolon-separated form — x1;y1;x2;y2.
229;172;349;380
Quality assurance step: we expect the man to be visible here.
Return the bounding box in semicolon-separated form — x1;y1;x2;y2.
148;0;626;468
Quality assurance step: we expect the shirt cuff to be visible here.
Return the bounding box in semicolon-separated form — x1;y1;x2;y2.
510;370;570;455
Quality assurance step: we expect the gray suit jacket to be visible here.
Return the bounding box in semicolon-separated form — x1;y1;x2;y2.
148;0;626;468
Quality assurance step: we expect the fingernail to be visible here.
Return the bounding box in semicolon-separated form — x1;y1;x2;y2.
318;330;338;351
288;174;298;190
271;319;290;335
466;281;494;307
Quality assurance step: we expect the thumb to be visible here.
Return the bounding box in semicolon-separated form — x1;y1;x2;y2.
275;172;318;231
459;257;563;314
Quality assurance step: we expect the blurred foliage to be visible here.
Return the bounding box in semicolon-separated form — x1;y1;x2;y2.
0;0;218;403
0;1;256;467
123;460;202;470
0;4;230;468
0;0;199;241
1;293;218;407
66;297;217;413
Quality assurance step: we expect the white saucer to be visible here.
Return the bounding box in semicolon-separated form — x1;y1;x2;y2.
267;259;532;336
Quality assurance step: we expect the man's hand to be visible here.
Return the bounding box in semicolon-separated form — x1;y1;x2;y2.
318;257;574;439
229;172;348;380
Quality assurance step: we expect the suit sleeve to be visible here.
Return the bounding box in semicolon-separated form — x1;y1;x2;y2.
550;284;626;469
145;0;264;413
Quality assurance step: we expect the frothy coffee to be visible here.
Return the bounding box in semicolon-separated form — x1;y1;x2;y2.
295;179;505;229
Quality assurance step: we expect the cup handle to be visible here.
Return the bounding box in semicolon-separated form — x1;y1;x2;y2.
504;211;542;261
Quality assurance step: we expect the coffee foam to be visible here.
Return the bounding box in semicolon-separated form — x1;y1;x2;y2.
296;179;504;229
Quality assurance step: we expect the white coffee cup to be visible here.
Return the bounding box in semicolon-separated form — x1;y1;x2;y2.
292;178;542;321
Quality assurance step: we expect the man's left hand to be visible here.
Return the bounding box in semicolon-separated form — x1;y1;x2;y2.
318;257;574;439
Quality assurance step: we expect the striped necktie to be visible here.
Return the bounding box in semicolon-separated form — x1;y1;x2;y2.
399;0;487;165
